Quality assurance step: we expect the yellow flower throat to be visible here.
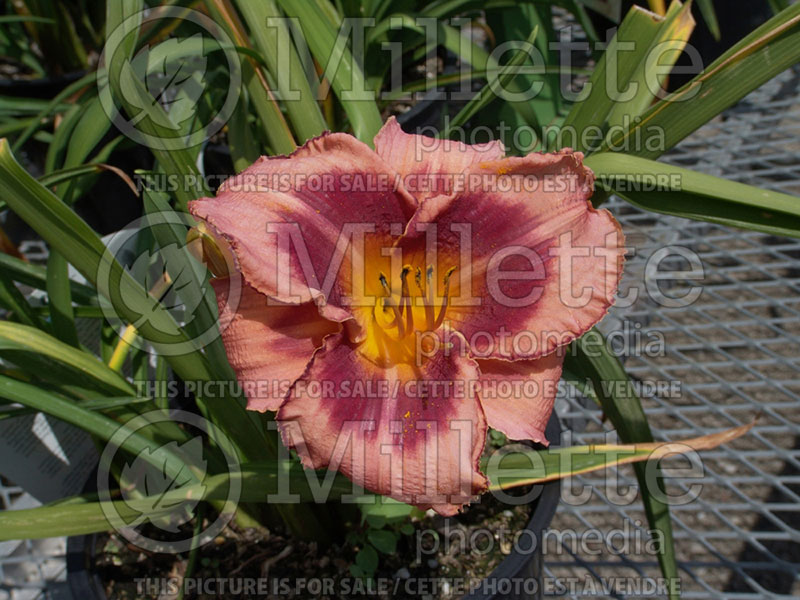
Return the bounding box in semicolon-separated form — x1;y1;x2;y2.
360;263;457;367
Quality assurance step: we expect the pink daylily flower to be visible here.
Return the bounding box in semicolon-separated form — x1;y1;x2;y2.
189;118;624;515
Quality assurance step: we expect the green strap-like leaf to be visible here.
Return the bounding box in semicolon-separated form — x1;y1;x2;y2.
5;133;276;470
0;421;752;541
45;251;80;347
202;0;298;155
277;0;383;144
0;375;196;486
488;421;753;497
10;72;95;152
443;25;540;135
140;191;280;465
559;5;664;151
0;139;214;384
559;2;694;153
0;321;133;395
0;251;98;306
44;103;83;176
41;94;116;349
586;152;800;238
0;395;150;422
567;329;678;600
603;1;695;133
226;94;261;172
601;3;800;158
695;0;721;41
104;0;210;210
141;190;233;380
54;96;113;195
233;0;328;143
0;271;46;330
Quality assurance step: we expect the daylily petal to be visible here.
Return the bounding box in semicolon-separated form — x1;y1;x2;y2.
400;150;625;360
213;278;340;412
189;132;417;319
374;116;505;203
277;332;488;515
477;351;563;444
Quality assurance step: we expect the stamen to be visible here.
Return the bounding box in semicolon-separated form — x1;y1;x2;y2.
432;266;457;329
378;272;390;293
400;265;413;337
414;265;436;330
375;264;457;339
379;271;405;338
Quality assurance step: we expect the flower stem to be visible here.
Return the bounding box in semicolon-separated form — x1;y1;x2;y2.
106;323;137;372
107;271;173;372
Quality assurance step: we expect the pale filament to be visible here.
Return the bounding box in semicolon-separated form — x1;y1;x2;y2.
375;264;456;338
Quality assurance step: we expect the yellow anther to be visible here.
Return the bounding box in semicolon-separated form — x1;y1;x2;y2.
378;271;390;293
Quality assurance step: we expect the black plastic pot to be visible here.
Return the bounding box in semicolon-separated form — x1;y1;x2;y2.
66;530;107;600
462;414;562;600
67;415;562;600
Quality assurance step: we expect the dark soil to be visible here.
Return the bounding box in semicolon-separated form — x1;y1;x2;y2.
91;487;538;600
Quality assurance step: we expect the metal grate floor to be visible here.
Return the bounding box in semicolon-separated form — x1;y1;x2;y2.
548;66;800;599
